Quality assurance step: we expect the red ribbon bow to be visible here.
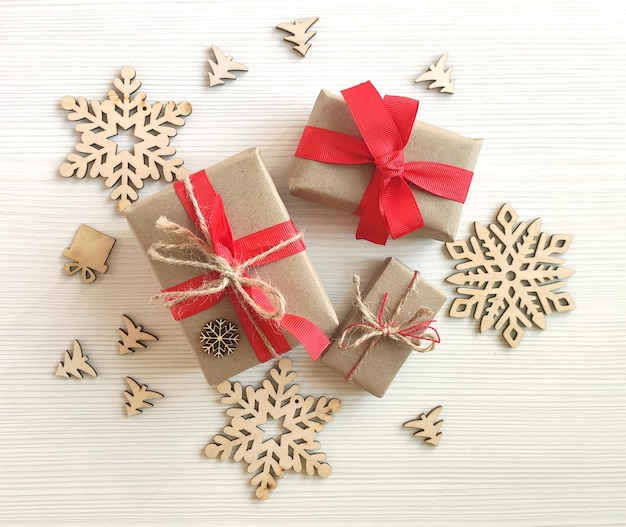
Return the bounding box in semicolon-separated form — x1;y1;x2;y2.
295;81;474;245
160;170;330;363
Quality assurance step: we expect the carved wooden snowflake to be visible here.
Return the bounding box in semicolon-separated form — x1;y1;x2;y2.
446;203;575;347
60;66;192;211
199;318;240;358
205;358;341;499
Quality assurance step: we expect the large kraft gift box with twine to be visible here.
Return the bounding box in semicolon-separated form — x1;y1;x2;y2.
125;147;339;386
289;81;483;244
322;257;445;398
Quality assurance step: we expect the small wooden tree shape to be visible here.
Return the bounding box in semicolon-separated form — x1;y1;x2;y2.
208;46;248;87
63;224;115;284
123;377;164;417
118;315;158;355
55;340;98;379
403;406;443;446
276;17;319;57
415;53;455;94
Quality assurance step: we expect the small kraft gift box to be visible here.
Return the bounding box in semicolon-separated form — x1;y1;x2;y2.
290;81;483;245
322;257;446;398
125;147;339;385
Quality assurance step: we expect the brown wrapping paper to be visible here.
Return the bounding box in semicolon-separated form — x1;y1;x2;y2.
289;89;483;242
321;257;446;398
124;147;339;385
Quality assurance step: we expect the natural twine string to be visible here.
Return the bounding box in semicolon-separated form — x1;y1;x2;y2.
337;272;440;381
147;176;303;357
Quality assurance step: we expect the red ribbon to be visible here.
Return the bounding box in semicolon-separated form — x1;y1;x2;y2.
295;81;474;245
161;170;330;363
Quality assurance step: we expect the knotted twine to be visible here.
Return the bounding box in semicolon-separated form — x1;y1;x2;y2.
146;175;303;358
337;272;440;381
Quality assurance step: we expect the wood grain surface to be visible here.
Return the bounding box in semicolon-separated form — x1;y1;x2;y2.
1;1;625;525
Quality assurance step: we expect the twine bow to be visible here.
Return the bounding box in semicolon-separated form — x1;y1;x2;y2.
337;272;440;381
145;171;330;363
147;178;301;322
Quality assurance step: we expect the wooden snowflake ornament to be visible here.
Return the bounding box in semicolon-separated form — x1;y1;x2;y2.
199;318;240;358
123;377;164;417
63;224;115;283
60;66;192;211
415;53;455;94
446;203;576;347
55;340;97;379
276;17;318;57
207;46;248;87
404;406;443;446
118;315;158;355
205;358;341;500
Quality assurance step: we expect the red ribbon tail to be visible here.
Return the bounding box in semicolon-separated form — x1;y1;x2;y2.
355;171;391;245
382;177;424;240
280;314;331;361
230;291;291;363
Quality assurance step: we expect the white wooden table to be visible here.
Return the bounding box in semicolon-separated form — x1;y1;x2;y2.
1;1;625;525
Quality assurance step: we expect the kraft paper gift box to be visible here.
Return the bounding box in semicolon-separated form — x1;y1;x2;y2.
322;257;446;398
289;82;483;243
125;147;339;385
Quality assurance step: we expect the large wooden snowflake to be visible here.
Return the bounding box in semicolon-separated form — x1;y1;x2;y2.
205;358;341;499
446;203;575;347
60;66;192;211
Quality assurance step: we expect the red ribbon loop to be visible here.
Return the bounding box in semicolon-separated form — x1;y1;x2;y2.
160;170;330;363
295;81;474;245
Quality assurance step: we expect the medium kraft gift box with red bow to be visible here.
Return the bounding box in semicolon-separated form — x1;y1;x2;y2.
124;147;339;386
322;257;446;398
289;81;483;244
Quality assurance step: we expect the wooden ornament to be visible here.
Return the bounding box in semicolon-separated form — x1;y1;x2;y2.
276;17;319;57
207;46;248;87
415;53;455;94
63;224;115;284
55;340;97;379
118;315;158;355
60;66;192;211
199;318;239;358
205;358;341;500
123;377;164;417
404;406;443;446
446;203;576;348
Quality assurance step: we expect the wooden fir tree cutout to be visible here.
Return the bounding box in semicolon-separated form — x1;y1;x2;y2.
55;340;98;379
446;203;576;348
123;377;164;417
276;16;319;57
60;66;192;211
415;53;455;94
199;318;240;357
205;358;341;500
207;46;248;87
404;406;443;446
118;315;158;355
63;224;115;284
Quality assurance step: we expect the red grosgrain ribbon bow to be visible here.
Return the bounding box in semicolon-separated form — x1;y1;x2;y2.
147;170;330;363
295;81;474;245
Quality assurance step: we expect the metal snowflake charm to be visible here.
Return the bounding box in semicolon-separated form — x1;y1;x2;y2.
205;358;341;499
60;66;192;211
445;203;575;348
200;318;240;358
